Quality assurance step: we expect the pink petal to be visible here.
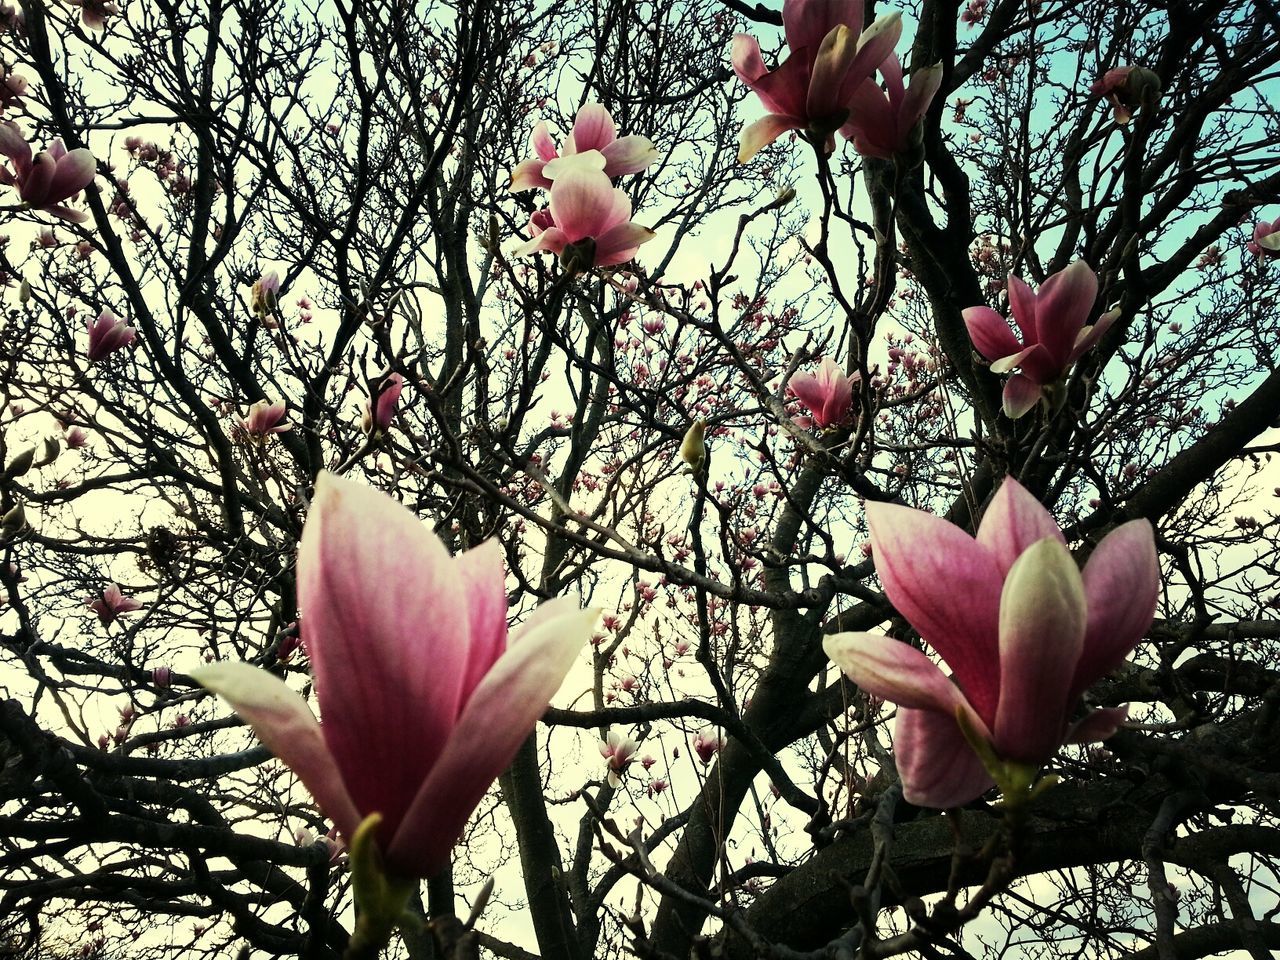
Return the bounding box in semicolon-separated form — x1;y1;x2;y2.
192;662;362;843
0;121;30;170
738;114;803;164
547;164;618;240
512;226;568;259
567;103;617;154
1035;261;1097;370
1001;373;1042;419
1065;705;1129;744
963;305;1024;362
594;222;656;266
865;501;1003;723
806;24;859;119
837;13;903;106
976;477;1065;576
298;472;471;843
993;538;1086;764
20;150;54;205
452;540;509;706
731;33;769;85
1068;307;1120;363
988;343;1038;375
509;158;551;192
748;54;811;120
840;77;894;156
600;136;658;177
387;600;595;876
1007;275;1037;341
824;632;970;714
1071;520;1158;700
46;148;95;204
895;706;995;808
783;0;865;56
530;121;557;162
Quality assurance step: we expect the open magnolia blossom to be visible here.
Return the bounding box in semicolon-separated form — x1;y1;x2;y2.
788;357;857;429
509;102;657;192
241;400;291;437
1248;217;1280;258
362;372;405;435
86;310;136;363
962;260;1115;418
513;152;655;270
841;55;943;160
0;121;96;221
825;478;1158;808
733;0;903;163
600;727;638;787
194;472;596;879
88;583;143;626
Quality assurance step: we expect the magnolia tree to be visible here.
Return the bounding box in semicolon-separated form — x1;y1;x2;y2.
1;0;1279;957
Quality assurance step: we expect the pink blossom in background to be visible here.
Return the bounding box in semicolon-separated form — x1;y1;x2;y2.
509;103;657;192
0;122;96;221
1248;217;1280;258
788;356;857;428
1090;65;1161;125
0;65;26;111
693;728;724;764
66;0;119;31
193;472;596;878
513;154;655;269
962;260;1112;418
65;426;88;449
89;583;143;626
241;400;291;437
152;666;173;689
86;310;136;363
733;0;903;162
600;727;639;787
251;270;280;316
841;56;943;160
825;478;1158;808
363;373;405;435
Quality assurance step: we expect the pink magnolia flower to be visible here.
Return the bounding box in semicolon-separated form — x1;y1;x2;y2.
840;56;943;160
824;478;1158;808
733;0;903;163
513;154;655;270
66;0;119;31
362;373;405;435
0;122;96;221
1247;217;1280;258
193;472;595;878
1089;65;1161;125
600;727;638;787
788;357;857;429
509;103;657;192
86;310;136;363
89;583;143;626
65;426;88;449
0;65;27;112
251;270;280;316
693;728;725;764
962;260;1114;418
242;400;291;437
152;666;173;689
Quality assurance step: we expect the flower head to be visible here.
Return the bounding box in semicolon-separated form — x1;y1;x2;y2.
1248;217;1280;259
788;357;857;429
86;310;136;363
0;121;96;221
193;473;595;878
840;56;943;160
1090;65;1161;125
509;103;657;192
733;0;903;162
513;154;655;271
693;728;725;764
0;65;27;112
241;400;291;437
599;727;639;787
824;478;1158;808
89;583;143;626
251;270;280;316
362;373;405;436
962;260;1112;418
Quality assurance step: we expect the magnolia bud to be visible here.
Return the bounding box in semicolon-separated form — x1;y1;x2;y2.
680;419;707;474
18;279;30;303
